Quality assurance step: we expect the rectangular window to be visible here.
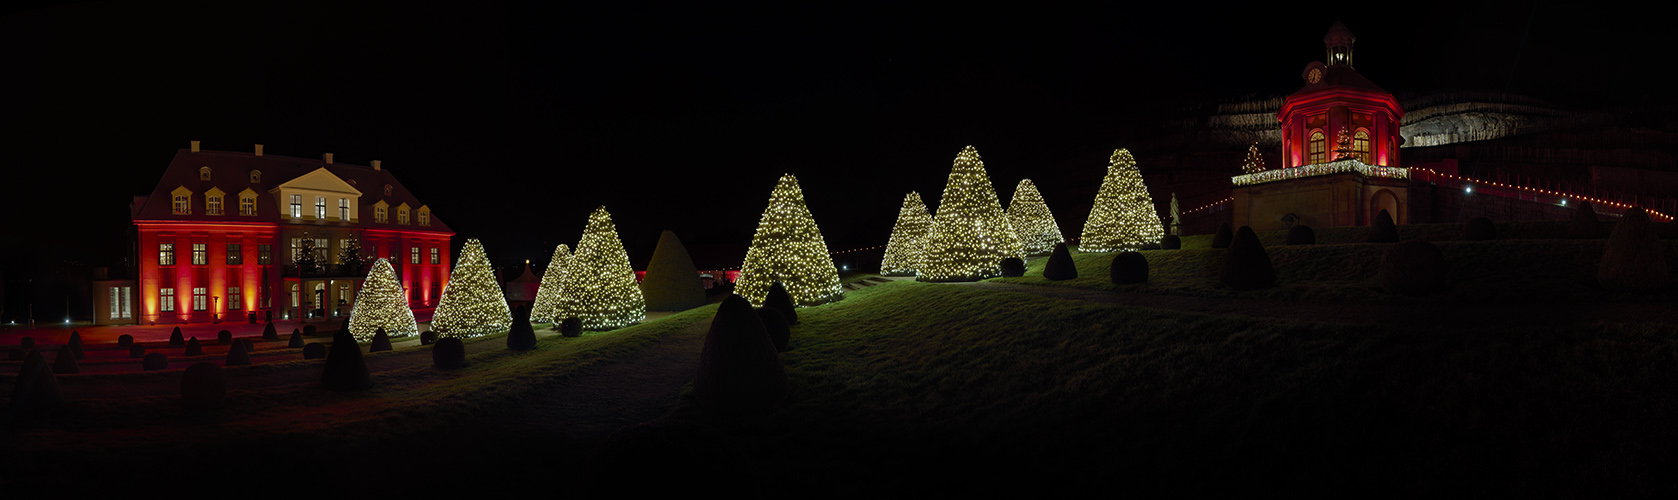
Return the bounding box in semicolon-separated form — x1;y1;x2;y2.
192;243;207;265
376;206;387;223
339;198;350;220
316;238;329;263
419;211;430;226
398;209;409;225
430;247;439;265
120;286;132;319
290;194;302;218
411;246;420;264
227;243;242;265
161;288;175;312
207;196;222;215
173;196;190;215
193;287;207;311
291;238;301;262
259;244;271;265
159;242;175;266
240;196;255;216
109;287;121;319
228;287;242;310
316;196;327;219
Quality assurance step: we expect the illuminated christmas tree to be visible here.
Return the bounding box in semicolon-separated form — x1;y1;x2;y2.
1079;148;1164;252
347;259;418;341
431;239;513;338
558;207;646;330
295;234;319;274
1241;142;1266;174
735;174;843;306
918;146;1022;282
337;236;366;275
879;191;932;276
529;244;572;323
1006;179;1063;256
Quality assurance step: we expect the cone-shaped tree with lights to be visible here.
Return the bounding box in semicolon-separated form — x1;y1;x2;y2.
1241;142;1266;174
529;244;572;323
1079;149;1165;252
735;174;843;306
919;146;1022;282
559;207;646;330
431;239;513;337
880;192;932;276
347;259;417;341
1007;179;1063;256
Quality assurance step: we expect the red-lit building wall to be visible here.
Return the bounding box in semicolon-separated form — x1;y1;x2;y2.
135;222;279;324
1278;89;1403;169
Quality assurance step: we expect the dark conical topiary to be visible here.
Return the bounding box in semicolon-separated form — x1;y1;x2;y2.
217;330;232;344
322;330;371;391
420;330;438;345
643;230;708;312
1286;225;1316;245
68;331;85;360
11;350;62;421
1380;240;1448;296
561;317;583;338
288;330;304;348
181;362;226;412
303;343;326;359
1160;235;1181;250
143;352;168;371
764;282;798;325
225;339;252;366
999;258;1026;278
1220;226;1275;290
241;338;255;355
1211;222;1234;249
340;316;351;334
1367;209;1399;243
433;337;466;369
20;337;33;350
129;344;146;358
52;345;79;374
370;328;393;352
1462;217;1496;241
117;334;134;349
507;305;537;351
169;326;185;346
757;307;792;353
1599;207;1669;293
262;322;278;340
1110;252;1149;284
1569;201;1603;239
695;295;789;415
1043;242;1077;281
184;337;203;356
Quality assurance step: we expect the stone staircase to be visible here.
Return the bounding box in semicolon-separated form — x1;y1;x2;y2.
841;276;894;291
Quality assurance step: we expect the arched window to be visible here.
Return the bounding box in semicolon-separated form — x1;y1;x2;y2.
384;184;393;196
1353;129;1371;164
250;170;262;183
1308;130;1326;165
199;166;212;181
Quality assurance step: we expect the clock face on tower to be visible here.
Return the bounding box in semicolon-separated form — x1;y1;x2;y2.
1307;68;1323;84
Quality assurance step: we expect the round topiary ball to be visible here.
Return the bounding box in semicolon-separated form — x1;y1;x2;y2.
757;307;792;353
561;317;583;338
169;327;184;346
1568;201;1603;239
1462;217;1496;241
129;344;146;358
999;258;1026;278
433;337;466;369
303;343;326;360
370;328;393;352
1367;209;1399;243
1043;243;1077;281
52;345;80;374
1110;252;1149;284
695;295;788;415
1211;222;1234;249
322;330;371;391
117;334;134;349
1380;240;1448;296
1219;226;1275;290
142;352;168;371
262;322;279;340
184;337;203;356
1286;225;1316;245
1599;207;1669;293
420;330;438;346
507;305;537;351
765;281;798;324
181;362;226;411
217;330;232;344
1160;235;1181;250
288;331;304;349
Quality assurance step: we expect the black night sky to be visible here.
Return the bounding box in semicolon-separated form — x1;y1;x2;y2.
0;1;1666;319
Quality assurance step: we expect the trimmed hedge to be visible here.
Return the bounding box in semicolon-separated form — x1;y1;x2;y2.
10;350;62;421
370;328;393;352
321;330;371;391
507;305;537;351
1568;201;1603;239
1219;226;1275;290
642;230;708;312
217;330;232;344
420;330;438;346
1110;252;1148;284
169;327;185;346
1211;223;1234;249
1599;207;1669;293
1285;225;1315;245
560;318;583;338
757;307;792;353
262;322;279;340
185;337;203;357
694;295;788;415
1380;240;1448;296
1160;235;1181;250
225;339;252;366
129;344;146;359
1043;243;1077;281
288;330;304;348
68;331;85;360
52;345;79;374
1461;217;1496;241
765;282;798;324
433;337;466;369
1366;209;1399;243
117;334;134;349
999;258;1026;278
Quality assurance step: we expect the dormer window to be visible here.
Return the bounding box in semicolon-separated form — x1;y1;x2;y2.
173;195;190;214
398;206;410;225
199;166;212;181
375;205;388;223
240;194;256;216
250;170;261;183
206;194;223;215
418;209;430;226
384;184;393;196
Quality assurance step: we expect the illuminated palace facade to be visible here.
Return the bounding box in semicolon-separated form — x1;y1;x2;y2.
115;143;454;325
1231;22;1412;230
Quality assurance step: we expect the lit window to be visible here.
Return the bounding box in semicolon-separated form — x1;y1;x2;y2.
398;208;409;225
161;288;175;312
339;198;349;220
159;243;175;266
316;238;329;262
193;287;207;311
192;243;207;265
228;287;242;310
1308;130;1326;165
376;206;387;223
290;283;299;308
227;243;242;265
110;286;132;319
240;195;256;216
173;195;190;215
1353;129;1371;164
419;210;430;226
290;194;302;218
206;195;222;215
258;244;271;265
291;238;301;262
315;196;326;219
431;247;439;265
411;246;420;264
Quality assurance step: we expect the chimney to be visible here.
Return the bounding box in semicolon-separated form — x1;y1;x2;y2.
190;140;200;152
371;160;382;171
323;153;334;164
255;144;264;156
